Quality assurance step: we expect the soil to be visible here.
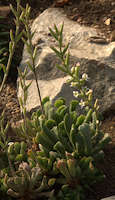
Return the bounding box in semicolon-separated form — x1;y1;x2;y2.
0;0;115;199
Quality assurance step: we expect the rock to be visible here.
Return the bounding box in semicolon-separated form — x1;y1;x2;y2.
101;196;115;200
18;8;115;114
110;30;115;42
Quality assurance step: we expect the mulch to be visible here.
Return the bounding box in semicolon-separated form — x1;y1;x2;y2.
0;0;115;199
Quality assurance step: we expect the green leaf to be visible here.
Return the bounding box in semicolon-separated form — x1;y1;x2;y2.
60;23;64;38
42;96;50;106
42;124;58;144
15;31;23;43
33;46;37;59
99;134;111;149
54;99;65;108
69;100;79;112
50;46;62;59
58;123;73;152
25;81;32;91
1;64;6;73
37;156;48;170
64;113;72;136
10;29;14;42
79;123;92;155
76;115;85;127
62;43;69;55
84;109;93;123
53;141;65;155
27;62;34;72
10;4;18;18
56;105;67;115
54;24;59;36
9;41;13;54
35;132;52;151
44;101;52;117
69;124;77;148
91;111;97;130
45;119;56;129
56;64;67;73
0;141;5;149
0;48;7;54
64;52;70;69
47;107;55;120
49;27;58;41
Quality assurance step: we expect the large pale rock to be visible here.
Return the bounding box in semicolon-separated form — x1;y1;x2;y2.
18;8;115;113
101;196;115;200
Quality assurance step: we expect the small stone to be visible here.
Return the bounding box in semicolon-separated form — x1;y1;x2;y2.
6;102;13;107
72;7;78;13
111;2;115;6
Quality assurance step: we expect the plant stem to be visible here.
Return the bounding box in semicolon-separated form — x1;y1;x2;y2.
7;153;15;176
34;70;44;114
26;24;44;114
0;43;15;94
0;1;20;94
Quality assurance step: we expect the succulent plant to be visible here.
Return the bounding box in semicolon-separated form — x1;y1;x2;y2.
31;97;111;199
0;11;111;199
34;98;111;159
0;177;12;200
7;141;27;163
4;162;52;200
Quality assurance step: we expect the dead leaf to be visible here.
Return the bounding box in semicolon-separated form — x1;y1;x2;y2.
70;14;79;21
104;18;111;26
55;0;70;7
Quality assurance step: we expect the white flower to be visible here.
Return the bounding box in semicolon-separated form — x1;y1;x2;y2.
76;62;80;67
8;142;14;146
82;73;89;81
70;82;77;87
86;89;93;95
96;120;99;125
79;100;86;108
66;77;72;83
73;91;79;98
71;67;75;74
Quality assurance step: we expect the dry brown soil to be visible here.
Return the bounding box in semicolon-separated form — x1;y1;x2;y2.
0;0;115;199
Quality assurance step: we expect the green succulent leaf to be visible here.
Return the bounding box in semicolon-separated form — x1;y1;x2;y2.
53;141;65;156
45;119;56;129
84;109;93;123
54;99;65;108
42;96;50;106
64;113;72;137
69;100;79;112
78;123;92;155
76;115;85;127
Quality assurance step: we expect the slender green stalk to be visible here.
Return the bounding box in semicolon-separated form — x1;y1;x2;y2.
21;4;44;114
27;28;44;114
0;1;21;94
33;69;44;114
0;43;15;93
